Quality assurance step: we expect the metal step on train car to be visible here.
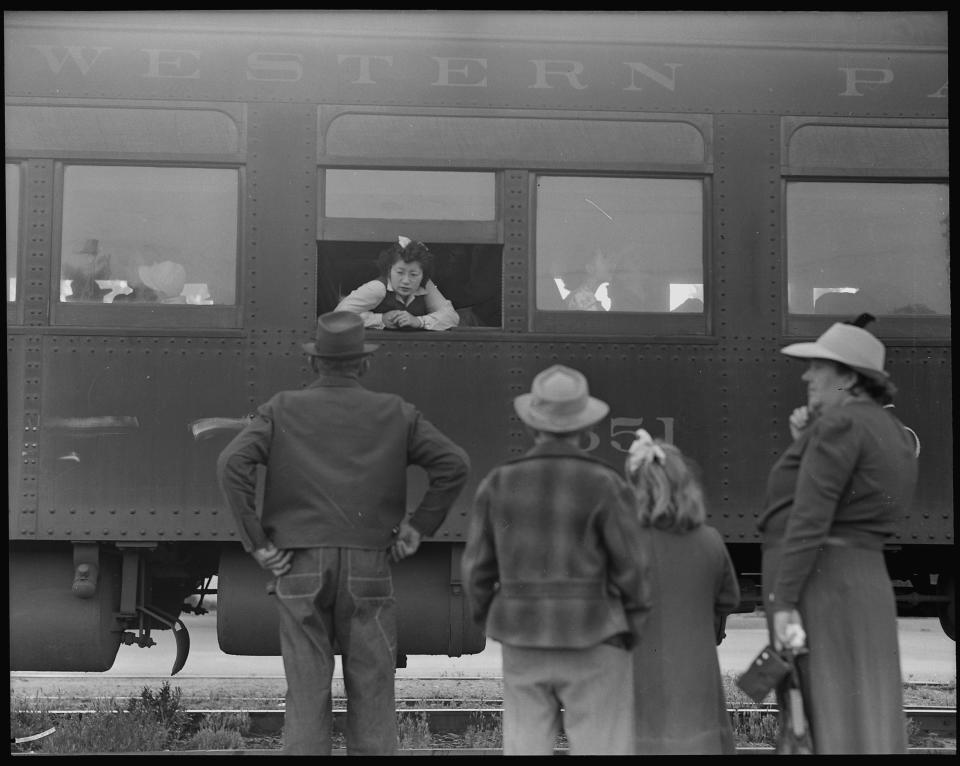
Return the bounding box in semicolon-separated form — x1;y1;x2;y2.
6;10;951;674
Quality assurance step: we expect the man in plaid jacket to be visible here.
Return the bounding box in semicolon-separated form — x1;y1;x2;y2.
461;364;652;755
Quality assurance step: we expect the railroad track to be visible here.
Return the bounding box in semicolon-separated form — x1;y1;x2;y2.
231;704;959;738
16;705;955;755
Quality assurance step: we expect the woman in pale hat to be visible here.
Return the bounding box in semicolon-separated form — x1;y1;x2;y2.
758;313;919;754
335;236;459;331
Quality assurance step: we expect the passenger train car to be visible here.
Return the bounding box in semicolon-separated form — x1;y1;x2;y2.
6;11;952;673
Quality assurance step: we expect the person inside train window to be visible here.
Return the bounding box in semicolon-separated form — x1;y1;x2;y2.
61;238;112;302
335;236;459;330
112;268;158;303
562;247;617;311
141;261;187;304
431;244;502;327
814;289;870;315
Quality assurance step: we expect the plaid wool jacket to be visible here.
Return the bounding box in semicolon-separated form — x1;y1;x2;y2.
461;440;652;648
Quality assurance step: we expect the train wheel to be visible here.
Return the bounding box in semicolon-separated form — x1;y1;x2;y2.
10;550;123;671
937;571;955;641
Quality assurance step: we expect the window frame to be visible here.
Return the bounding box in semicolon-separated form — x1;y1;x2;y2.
529;171;713;337
782;175;950;342
317;167;505;332
781;117;949;342
6;160;25;327
50;160;244;330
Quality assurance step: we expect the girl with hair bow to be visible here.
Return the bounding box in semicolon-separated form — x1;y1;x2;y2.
335;235;460;331
624;429;740;754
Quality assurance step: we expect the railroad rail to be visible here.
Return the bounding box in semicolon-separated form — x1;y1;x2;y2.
16;705;955;756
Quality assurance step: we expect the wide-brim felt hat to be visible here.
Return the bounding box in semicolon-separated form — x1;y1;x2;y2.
75;238;100;255
139;261;186;298
514;364;609;433
780;322;889;381
302;310;378;358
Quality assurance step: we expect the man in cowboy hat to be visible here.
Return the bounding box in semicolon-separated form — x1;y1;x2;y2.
461;364;652;755
217;310;469;755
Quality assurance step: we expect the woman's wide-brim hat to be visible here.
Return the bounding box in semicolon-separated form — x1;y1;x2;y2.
514;364;609;433
780;322;889;381
302;310;379;358
139;261;186;298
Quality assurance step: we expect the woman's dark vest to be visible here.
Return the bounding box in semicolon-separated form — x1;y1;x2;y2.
372;279;429;319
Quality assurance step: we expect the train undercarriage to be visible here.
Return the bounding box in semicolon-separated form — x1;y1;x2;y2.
9;540;487;674
9;539;954;675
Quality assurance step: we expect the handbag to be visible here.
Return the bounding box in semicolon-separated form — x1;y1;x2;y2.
736;645;792;704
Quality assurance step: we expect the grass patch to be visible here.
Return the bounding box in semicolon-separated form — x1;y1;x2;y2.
11;677;955;753
397;711;433;748
10;681;252;754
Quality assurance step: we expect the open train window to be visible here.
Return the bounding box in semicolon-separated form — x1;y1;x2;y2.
54;165;240;328
316;241;503;328
786;182;950;320
533;175;705;334
319;168;502;328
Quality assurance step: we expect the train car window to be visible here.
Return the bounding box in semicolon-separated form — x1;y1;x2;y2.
786;124;947;174
4;106;240;156
57;165;238;308
6;164;19;303
320;168;502;327
325;170;495;220
325;114;706;166
535;176;703;318
786;182;950;318
316;241;503;328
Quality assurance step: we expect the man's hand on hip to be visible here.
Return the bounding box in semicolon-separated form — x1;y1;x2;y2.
390;520;422;563
252;544;293;576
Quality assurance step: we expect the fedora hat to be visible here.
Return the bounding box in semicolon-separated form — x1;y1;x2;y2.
514;364;609;433
780;322;888;381
302;311;379;358
75;238;100;255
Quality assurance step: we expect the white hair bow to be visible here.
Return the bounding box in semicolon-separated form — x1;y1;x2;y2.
626;428;666;475
398;235;411;248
